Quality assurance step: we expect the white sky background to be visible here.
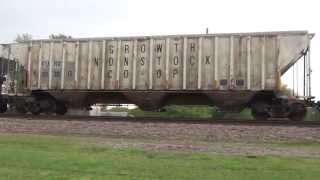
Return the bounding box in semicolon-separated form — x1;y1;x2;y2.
0;0;319;100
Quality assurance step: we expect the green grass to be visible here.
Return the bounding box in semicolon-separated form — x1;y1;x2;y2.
1;134;320;180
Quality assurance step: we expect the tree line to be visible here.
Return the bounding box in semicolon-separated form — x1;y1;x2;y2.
15;33;72;42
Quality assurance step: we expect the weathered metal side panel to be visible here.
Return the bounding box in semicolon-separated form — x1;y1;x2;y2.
265;36;277;89
63;42;76;89
104;40;118;89
6;44;28;94
11;44;29;94
0;45;10;78
152;39;167;90
135;39;150;90
0;45;3;58
88;41;103;90
201;37;215;90
250;37;262;90
0;46;4;75
39;43;50;89
10;44;28;67
217;37;230;90
30;44;40;89
233;37;247;90
168;38;183;89
78;42;89;89
50;42;63;89
186;38;199;89
119;41;134;89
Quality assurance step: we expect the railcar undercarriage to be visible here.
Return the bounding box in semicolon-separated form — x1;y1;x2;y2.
0;89;317;121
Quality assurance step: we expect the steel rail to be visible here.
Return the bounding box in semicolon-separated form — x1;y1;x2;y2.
1;114;320;127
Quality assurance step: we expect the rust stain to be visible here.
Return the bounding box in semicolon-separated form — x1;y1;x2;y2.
276;70;282;91
213;80;219;89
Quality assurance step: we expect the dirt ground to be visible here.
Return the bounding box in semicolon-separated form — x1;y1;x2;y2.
1;118;320;157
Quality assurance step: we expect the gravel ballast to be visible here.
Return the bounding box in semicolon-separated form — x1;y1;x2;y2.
1;118;320;143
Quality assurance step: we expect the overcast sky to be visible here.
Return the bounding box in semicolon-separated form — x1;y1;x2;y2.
0;0;319;100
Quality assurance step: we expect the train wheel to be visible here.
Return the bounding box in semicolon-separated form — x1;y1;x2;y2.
42;98;56;115
16;105;27;114
27;102;41;115
289;103;306;121
55;101;67;115
0;103;7;113
251;101;270;120
251;110;269;120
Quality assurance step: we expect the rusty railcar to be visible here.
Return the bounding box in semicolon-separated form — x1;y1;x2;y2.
0;31;315;119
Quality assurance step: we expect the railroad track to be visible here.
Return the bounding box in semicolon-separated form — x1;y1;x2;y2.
1;113;320;127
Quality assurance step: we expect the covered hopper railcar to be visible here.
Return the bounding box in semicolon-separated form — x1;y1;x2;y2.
0;31;315;120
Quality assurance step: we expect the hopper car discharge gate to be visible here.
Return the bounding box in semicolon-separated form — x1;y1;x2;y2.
0;31;319;120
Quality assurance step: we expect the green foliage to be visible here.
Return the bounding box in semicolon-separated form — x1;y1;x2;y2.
0;135;320;180
129;105;214;119
14;33;32;42
49;33;72;39
128;105;253;120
